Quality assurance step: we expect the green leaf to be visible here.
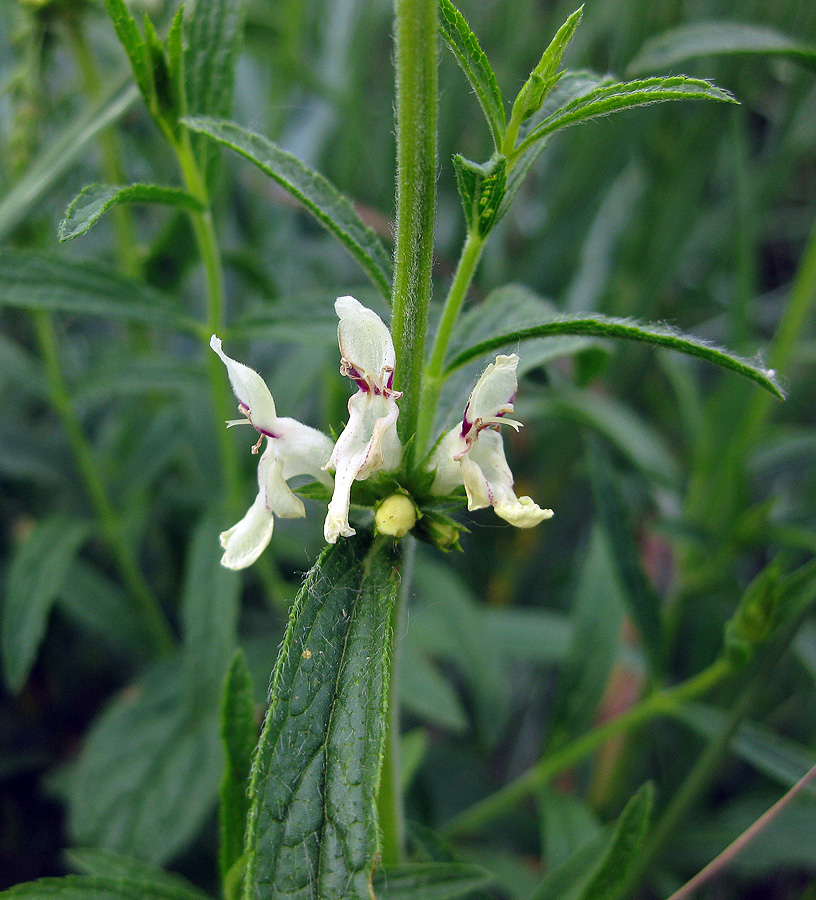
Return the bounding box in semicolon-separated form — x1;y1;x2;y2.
438;0;506;149
442;310;784;398
181;513;241;699
59;184;205;243
547;527;624;745
529;830;610;900
66;849;211;900
183;117;393;299
66;655;222;865
243;534;401;900
452;154;507;236
0;82;139;244
515;76;737;157
399;649;469;733
539;788;602;870
2;516;91;692
0;874;207;900
371;863;493;900
219;650;257;887
184;0;247;178
102;0;153;105
587;438;662;670
627;21;816;76
511;7;583;124
0;251;198;333
574;783;654;900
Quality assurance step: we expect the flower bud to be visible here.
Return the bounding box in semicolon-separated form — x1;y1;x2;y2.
375;494;417;538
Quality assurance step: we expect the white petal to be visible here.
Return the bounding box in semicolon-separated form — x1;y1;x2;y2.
494;496;554;528
323;391;401;543
210;335;278;434
466;354;519;425
261;453;305;519
428;428;468;496
335;296;395;382
219;492;275;569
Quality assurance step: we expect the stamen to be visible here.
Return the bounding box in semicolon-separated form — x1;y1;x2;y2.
251;434;264;454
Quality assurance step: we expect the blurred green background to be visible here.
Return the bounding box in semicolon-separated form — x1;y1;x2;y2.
1;0;815;897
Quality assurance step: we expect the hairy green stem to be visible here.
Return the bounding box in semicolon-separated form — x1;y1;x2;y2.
415;229;486;457
33;311;174;655
377;537;414;864
390;0;438;459
441;657;732;839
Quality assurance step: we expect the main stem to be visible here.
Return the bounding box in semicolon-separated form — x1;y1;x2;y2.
441;657;732;839
390;0;438;462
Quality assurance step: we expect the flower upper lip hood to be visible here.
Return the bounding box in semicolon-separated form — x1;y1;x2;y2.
211;335;334;569
428;353;553;528
323;296;403;544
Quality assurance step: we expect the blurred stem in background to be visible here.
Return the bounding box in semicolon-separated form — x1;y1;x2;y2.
33;310;175;655
441;656;733;839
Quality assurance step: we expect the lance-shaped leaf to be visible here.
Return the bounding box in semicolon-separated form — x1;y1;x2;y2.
510;6;583;125
442;310;784;398
2;516;91;692
439;0;506;149
243;534;401;900
59;184;205;243
183;117;393;300
219;650;257;890
0;251;198;332
103;0;153;106
627;22;816;76
514;75;737;158
574;783;654;900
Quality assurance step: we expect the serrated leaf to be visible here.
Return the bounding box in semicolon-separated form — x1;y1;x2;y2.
574;783;654;900
2;516;91;692
219;650;257;886
59;184;204;242
184;0;247;178
627;21;816;76
66;849;211;900
452;154;507;236
0;251;198;332
0;82;139;244
438;0;506;149
587;438;662;670
442;309;784;398
243;534;401;900
514;75;737;157
183;117;393;300
0;874;207;900
103;0;153;105
67;655;222;865
372;863;493;900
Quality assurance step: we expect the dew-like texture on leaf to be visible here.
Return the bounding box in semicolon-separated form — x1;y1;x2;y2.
244;535;401;900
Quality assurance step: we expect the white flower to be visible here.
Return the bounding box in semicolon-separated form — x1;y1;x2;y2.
428;353;553;528
323;296;402;543
211;336;334;569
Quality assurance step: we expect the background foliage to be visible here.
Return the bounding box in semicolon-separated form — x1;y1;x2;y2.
1;0;815;898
